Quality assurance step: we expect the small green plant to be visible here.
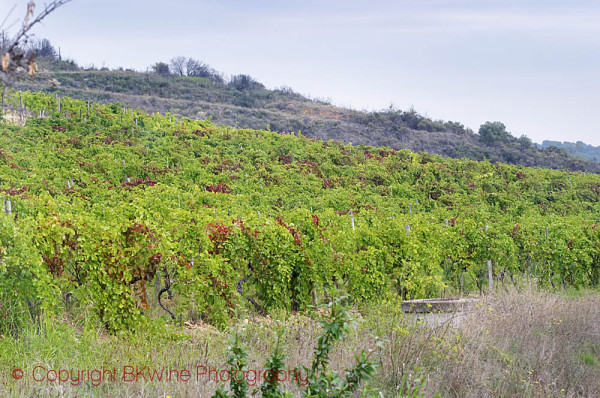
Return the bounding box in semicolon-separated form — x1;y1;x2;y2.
213;295;378;397
260;328;291;398
212;332;250;398
580;350;598;367
396;368;429;398
298;295;378;397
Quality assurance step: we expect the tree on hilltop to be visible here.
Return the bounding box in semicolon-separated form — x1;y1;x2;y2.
169;56;186;76
479;121;511;145
151;62;170;76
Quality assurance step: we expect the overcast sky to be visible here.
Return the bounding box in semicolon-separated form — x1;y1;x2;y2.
2;0;599;145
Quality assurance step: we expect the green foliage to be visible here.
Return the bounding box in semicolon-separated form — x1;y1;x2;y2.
0;213;58;334
479;121;510;145
151;62;170;77
260;332;291;398
213;333;250;398
0;91;600;333
298;296;378;397
213;296;377;397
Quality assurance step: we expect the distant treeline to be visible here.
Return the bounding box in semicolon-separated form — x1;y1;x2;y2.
540;141;600;163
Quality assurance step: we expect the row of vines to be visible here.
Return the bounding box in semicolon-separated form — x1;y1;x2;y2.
0;91;599;331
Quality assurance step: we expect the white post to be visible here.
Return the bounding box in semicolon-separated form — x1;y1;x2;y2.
6;200;12;215
350;208;355;230
488;260;493;293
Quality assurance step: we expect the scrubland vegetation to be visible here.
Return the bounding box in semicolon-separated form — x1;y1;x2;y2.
10;46;599;174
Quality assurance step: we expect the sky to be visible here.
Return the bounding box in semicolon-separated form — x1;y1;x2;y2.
2;0;599;145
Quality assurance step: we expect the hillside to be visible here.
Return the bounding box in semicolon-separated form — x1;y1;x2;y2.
3;24;600;398
1;91;600;333
13;56;600;174
1;91;600;397
540;140;600;162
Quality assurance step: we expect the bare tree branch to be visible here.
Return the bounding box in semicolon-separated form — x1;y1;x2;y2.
169;56;186;77
1;1;73;112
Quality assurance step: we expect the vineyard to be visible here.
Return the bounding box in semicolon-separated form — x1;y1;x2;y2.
1;91;600;333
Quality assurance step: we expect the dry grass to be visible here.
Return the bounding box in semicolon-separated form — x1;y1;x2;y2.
424;289;600;398
1;289;599;397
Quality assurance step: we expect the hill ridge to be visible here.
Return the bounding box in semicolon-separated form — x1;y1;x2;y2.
8;55;600;174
